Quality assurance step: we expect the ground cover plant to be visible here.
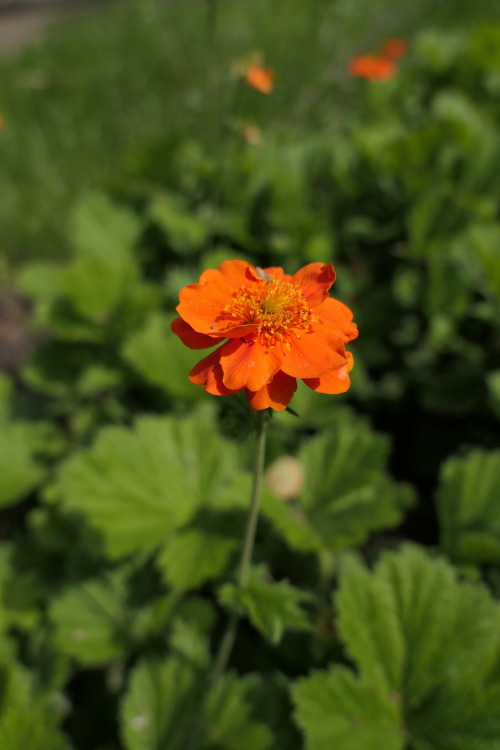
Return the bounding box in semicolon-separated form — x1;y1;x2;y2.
3;1;500;748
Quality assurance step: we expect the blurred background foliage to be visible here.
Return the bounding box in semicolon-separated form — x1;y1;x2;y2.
2;0;500;748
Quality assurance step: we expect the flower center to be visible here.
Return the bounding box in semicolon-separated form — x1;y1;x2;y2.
223;278;315;348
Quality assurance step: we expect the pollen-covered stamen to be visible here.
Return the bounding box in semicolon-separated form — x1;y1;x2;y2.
223;278;318;349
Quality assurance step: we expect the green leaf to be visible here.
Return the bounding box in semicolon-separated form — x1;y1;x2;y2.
433;90;489;145
121;649;271;750
407;177;470;258
16;261;62;303
425;256;471;323
51;407;246;558
294;545;500;750
121;656;202;750
0;706;72;750
49;574;127;664
409;684;500;750
262;417;413;553
58;194;144;323
220;568;311;644
0;422;44;508
47;193;160;335
437;449;500;564
122;313;204;401
417;29;465;73
60;251;141;324
293;666;403;750
464;223;500;301
71;192;142;259
149;193;209;255
203;673;273;750
158;528;237;592
0;652;33;715
487;370;500;420
338;546;500;699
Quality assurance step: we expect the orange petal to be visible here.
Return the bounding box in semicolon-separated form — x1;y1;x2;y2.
292;263;336;307
348;55;396;81
189;344;242;396
262;266;293;282
246;65;274;94
247;266;292;283
280;324;346;379
199;259;254;288
303;352;354;394
177;282;258;338
314;298;359;344
246;371;297;411
171;317;219;349
220;338;283;392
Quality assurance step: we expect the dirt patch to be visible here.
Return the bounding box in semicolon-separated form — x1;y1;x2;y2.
0;1;110;56
0;8;59;54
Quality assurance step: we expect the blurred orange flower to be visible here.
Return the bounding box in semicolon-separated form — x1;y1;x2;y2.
171;260;357;411
0;114;4;131
348;55;396;81
233;52;274;94
382;37;407;60
245;64;274;94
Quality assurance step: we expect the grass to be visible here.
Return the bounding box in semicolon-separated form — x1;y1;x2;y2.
1;0;500;262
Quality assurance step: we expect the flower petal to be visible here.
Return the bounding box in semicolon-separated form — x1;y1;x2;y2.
189;344;242;396
246;371;297;411
199;259;254;288
177;281;258;338
292;263;336;307
220;338;283;392
170;317;219;349
314;298;358;344
247;266;292;283
280;324;346;379
303;352;354;394
246;65;274;94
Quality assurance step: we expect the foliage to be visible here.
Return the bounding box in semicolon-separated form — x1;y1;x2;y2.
293;546;500;750
437;450;500;565
1;4;500;749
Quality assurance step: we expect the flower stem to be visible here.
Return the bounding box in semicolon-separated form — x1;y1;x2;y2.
210;410;269;683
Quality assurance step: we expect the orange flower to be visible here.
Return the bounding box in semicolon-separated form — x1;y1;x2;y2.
381;37;407;60
245;64;274;94
0;114;4;131
348;55;396;81
171;260;357;412
233;53;274;94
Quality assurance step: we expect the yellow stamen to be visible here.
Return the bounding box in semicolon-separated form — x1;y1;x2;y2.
222;277;317;348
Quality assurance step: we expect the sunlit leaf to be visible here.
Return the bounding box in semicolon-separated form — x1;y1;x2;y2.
0;422;44;508
293;545;500;750
149;193;209;255
293;666;403;750
121;643;271;750
262;417;413;553
0;706;72;750
50;574;128;664
158;528;237;592
51;407;245;558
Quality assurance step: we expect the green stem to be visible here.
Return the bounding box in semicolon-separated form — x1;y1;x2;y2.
210;410;269;683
